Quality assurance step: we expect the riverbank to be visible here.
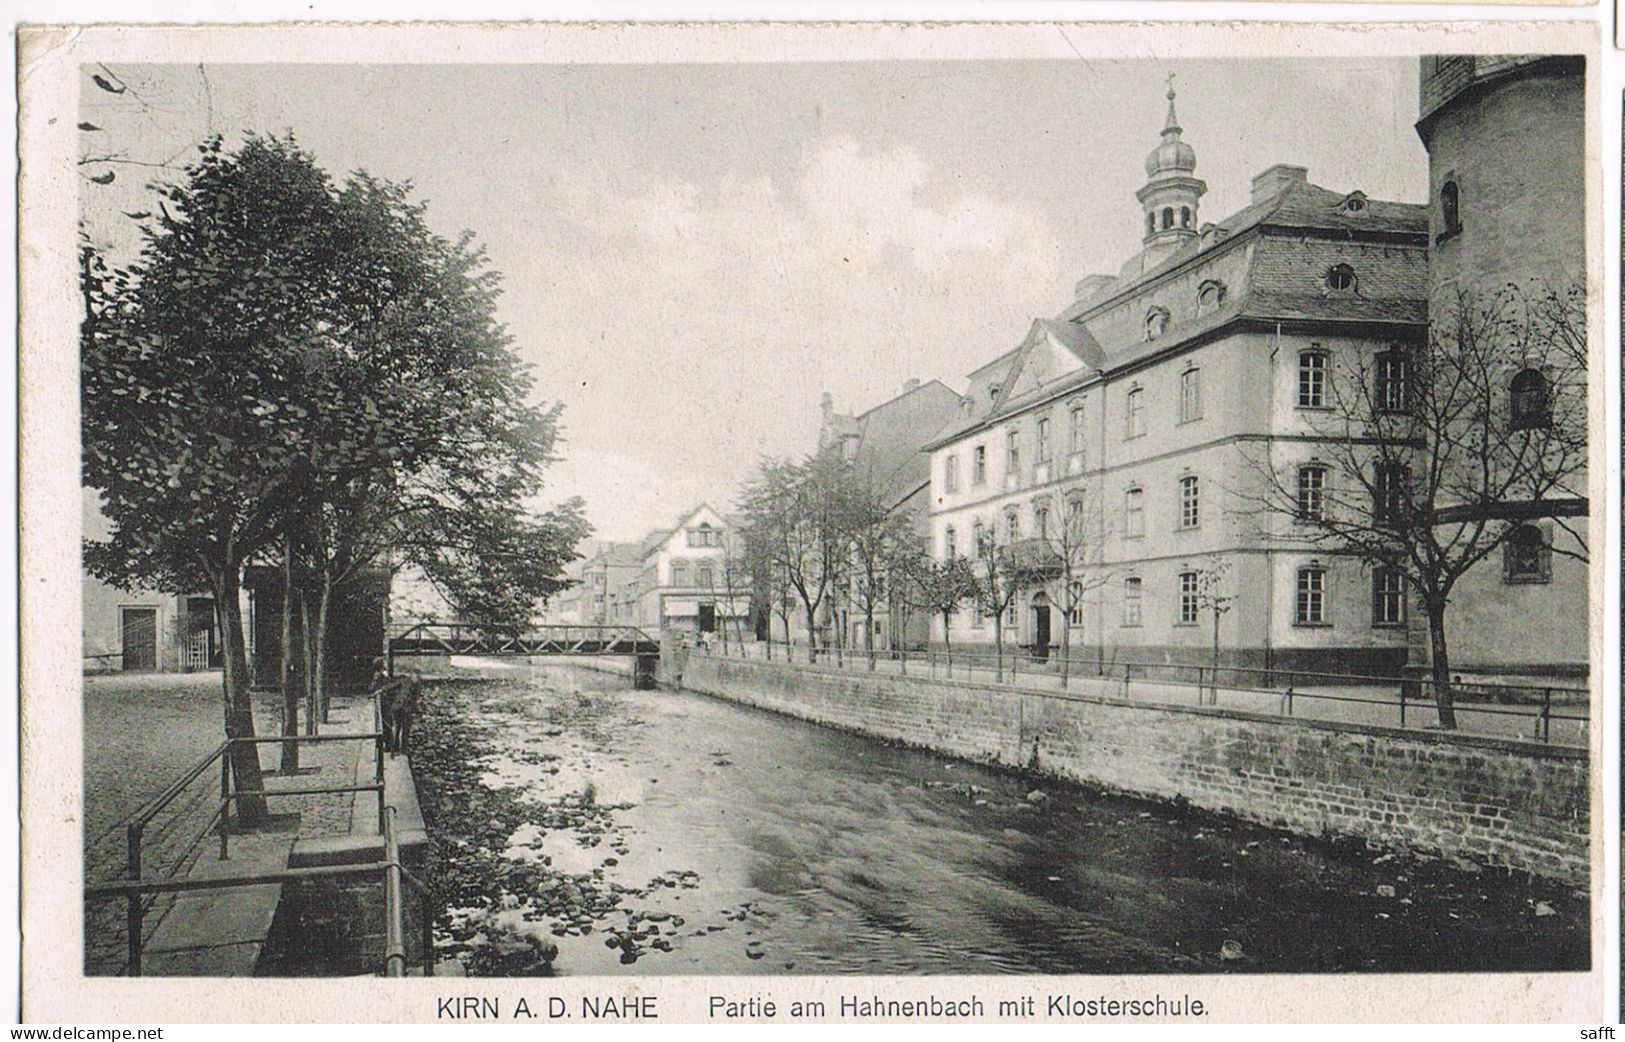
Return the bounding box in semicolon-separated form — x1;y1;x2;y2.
674;651;1588;885
410;661;1586;975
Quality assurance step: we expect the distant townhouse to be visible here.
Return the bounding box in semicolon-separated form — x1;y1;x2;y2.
925;87;1430;675
636;504;751;637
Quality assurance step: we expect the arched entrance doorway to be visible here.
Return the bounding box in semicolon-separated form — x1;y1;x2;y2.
1029;591;1051;663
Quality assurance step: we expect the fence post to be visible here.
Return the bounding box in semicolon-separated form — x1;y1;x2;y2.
423;892;436;977
1399;683;1407;729
218;751;231;860
1540;688;1552;743
125;822;143;976
383;808;406;977
1284;686;1294;717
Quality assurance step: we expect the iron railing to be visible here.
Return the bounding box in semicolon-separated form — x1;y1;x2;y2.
83;691;432;976
706;641;1587;747
386;620;659;665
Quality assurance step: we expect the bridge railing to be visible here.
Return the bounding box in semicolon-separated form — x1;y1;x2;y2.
385;620;660;661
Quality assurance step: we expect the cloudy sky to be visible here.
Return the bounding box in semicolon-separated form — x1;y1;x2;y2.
81;58;1429;543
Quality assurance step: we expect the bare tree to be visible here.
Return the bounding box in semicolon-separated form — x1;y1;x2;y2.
1030;485;1113;688
848;500;917;670
899;551;982;662
1242;283;1587;728
1192;556;1234;701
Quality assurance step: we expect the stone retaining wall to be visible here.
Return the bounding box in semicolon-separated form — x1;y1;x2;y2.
676;652;1588;884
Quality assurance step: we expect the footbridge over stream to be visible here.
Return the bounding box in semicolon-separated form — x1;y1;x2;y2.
386;621;662;688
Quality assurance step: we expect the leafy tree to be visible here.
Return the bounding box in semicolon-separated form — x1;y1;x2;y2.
83;135;348;823
737;452;854;664
1242;284;1587;728
84;134;590;803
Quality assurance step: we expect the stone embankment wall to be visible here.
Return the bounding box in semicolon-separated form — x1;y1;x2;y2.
675;652;1588;884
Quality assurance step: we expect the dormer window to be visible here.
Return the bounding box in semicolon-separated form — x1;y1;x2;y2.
1196;279;1227;312
1339;192;1368;215
1144;307;1170;341
1325;264;1356;294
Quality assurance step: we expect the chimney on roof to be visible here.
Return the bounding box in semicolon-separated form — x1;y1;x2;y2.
1074;274;1115;303
1251;164;1308;205
901;378;921;394
819;391;833;421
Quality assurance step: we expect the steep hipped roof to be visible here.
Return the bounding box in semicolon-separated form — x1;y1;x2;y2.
1067;177;1426;321
929;176;1427;449
841;379;966;510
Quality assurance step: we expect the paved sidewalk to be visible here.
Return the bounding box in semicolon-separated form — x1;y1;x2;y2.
83;677;375;975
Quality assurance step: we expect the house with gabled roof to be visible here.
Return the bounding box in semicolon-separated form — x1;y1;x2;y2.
635;503;751;638
924;85;1429;675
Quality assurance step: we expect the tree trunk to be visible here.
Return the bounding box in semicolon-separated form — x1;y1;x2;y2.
312;577;332;726
993;608;1005;683
1425;599;1458;730
1211;611;1222;704
278;540;300;772
215;569;268;828
1059;587;1071;690
864;602;876;670
803;602;819;664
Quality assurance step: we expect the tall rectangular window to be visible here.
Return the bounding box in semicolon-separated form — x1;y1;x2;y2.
1298;350;1327;408
1297;465;1326;521
1179;475;1200;529
972;446;986;485
943;455;959;494
1371;566;1404;625
1004;510;1020;543
1070;405;1086;455
1035;417;1050;462
1124;487;1144;538
1296;567;1327;625
1122;577;1143;626
943;526;957;561
1067;581;1083;626
1126;388;1146;439
1178;571;1199;624
1180;368;1202;423
972;522;987;558
1005;429;1021;474
1033;503;1049;539
1373;461;1409;526
1375;352;1408;412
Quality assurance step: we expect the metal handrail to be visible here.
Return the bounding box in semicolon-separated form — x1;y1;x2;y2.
95;691;396;975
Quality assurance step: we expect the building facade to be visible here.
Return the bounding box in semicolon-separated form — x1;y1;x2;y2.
1412;54;1589;682
925;89;1430;675
782;379;968;653
636;504;752;637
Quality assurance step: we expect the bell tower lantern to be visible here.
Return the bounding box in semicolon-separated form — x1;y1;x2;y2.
1136;77;1206;265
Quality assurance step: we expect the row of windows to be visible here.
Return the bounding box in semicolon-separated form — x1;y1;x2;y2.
942;351;1550;499
1145;206;1195;237
667;561;717;587
1097;566;1404;629
944;476;1202;556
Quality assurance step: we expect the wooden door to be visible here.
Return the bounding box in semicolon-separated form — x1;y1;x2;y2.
121;607;158;671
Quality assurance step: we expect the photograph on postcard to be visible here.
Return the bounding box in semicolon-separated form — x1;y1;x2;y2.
18;20;1602;1019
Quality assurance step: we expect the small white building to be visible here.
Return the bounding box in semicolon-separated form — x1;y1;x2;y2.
636;504;751;638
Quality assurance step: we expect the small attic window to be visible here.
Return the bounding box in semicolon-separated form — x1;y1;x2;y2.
1326;264;1356;294
1144;307;1170;341
1197;279;1227;311
1339;192;1368;215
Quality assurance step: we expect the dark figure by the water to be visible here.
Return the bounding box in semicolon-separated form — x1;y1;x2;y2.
370;664;422;754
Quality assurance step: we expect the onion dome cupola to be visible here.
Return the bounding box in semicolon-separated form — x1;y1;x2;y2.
1136;77;1207;261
